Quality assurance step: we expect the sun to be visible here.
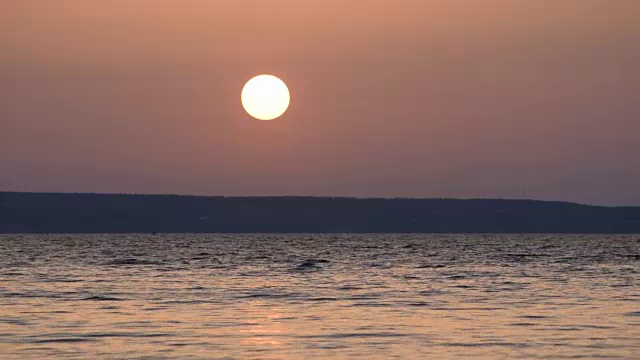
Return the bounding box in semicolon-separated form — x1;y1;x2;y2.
241;75;290;120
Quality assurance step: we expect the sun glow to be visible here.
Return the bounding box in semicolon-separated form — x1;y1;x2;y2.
241;75;290;120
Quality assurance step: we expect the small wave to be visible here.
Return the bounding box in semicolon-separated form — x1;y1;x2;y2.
155;300;210;305
32;338;96;343
418;290;447;297
244;255;271;260
2;292;67;299
299;332;409;339
302;259;330;264
505;253;548;257
349;302;388;307
445;274;467;280
346;295;380;300
85;332;172;338
624;311;640;317
0;272;25;276
408;302;430;307
553;327;582;331
416;264;447;269
190;256;221;262
519;315;552;319
307;297;339;302
431;307;505;311
237;293;297;299
83;295;124;301
291;259;330;271
106;258;163;266
0;318;29;326
442;342;531;348
578;324;615;329
42;278;83;283
337;285;362;291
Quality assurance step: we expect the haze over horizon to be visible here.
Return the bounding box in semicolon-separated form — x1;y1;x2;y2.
2;1;639;206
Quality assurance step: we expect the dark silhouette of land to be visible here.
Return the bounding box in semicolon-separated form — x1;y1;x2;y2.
1;191;639;234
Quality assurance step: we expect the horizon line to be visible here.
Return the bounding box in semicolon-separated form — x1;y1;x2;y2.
2;190;630;208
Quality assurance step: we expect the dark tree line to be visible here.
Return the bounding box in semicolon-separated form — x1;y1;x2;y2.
1;192;639;233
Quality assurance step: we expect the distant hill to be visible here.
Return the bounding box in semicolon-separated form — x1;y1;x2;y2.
1;192;639;234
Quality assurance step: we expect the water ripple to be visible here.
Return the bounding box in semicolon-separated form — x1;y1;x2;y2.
0;234;637;359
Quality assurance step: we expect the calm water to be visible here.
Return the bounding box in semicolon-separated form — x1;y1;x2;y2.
0;234;638;359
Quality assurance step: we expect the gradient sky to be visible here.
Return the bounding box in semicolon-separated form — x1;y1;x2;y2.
2;1;639;205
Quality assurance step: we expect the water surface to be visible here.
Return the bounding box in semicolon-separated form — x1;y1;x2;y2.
0;234;638;359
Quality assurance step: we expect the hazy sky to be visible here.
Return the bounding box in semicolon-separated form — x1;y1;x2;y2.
2;1;639;205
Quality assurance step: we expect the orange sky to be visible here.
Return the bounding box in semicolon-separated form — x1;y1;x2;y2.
2;1;639;205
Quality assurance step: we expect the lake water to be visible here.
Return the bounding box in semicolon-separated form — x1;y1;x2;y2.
0;234;638;359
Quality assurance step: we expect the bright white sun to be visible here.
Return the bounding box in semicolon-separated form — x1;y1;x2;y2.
241;75;290;120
